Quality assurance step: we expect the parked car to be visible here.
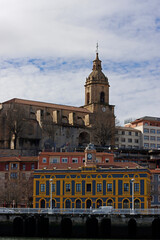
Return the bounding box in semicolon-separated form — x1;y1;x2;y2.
92;206;113;214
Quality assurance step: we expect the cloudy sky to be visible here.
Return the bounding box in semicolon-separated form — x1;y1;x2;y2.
0;0;159;125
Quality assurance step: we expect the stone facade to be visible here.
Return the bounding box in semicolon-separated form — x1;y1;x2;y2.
0;52;115;153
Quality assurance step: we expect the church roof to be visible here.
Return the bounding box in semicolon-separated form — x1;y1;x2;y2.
3;98;91;114
86;52;109;84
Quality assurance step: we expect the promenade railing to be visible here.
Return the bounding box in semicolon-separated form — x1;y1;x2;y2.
0;208;160;215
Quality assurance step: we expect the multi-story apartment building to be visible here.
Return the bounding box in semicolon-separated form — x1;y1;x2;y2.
0;156;38;207
115;126;141;149
125;116;160;150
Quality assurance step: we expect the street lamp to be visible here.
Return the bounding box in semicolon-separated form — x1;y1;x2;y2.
50;178;53;210
131;178;135;214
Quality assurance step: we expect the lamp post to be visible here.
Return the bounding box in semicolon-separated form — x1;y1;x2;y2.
131;178;135;214
50;178;53;210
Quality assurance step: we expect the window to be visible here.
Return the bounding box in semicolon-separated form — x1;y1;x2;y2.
135;132;138;136
105;158;109;163
134;183;139;192
107;183;112;192
124;183;129;192
158;196;160;202
144;143;149;148
50;158;58;163
66;183;71;192
76;183;81;192
144;128;149;133
128;139;132;143
72;158;78;163
135;139;139;143
100;91;105;103
97;183;102;192
150;129;155;134
22;164;26;170
157;130;160;134
144;122;149;126
150;136;155;141
40;184;45;192
121;138;125;142
86;183;91;192
52;183;56;192
42;158;47;163
129;131;132;136
11;163;18;170
87;92;90;104
144;135;149;140
31;163;35;170
157;144;160;148
115;137;119;142
157;137;160;142
62;158;68;163
150;143;156;148
122;131;125;135
10;172;18;179
5;164;9;171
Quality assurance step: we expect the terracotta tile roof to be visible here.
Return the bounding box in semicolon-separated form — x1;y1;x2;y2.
150;169;160;174
38;161;143;170
3;98;90;114
39;152;114;157
0;156;38;162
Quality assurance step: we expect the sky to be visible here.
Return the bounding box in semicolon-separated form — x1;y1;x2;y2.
0;0;160;125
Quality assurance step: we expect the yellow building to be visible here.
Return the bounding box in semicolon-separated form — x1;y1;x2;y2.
33;145;151;209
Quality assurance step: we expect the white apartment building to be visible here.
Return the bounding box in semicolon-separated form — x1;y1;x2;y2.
115;126;141;149
125;116;160;149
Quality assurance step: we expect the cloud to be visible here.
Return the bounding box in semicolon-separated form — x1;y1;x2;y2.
0;0;159;125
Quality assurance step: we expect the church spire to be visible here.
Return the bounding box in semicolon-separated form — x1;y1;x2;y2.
93;43;102;71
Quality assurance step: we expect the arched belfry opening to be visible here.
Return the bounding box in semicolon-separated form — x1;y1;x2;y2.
87;92;90;104
100;91;105;104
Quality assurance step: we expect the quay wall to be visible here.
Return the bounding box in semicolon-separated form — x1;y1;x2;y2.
0;213;160;238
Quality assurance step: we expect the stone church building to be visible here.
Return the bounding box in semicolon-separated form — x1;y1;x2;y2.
0;52;115;154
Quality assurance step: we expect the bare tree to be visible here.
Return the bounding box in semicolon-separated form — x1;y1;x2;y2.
5;104;26;149
0;174;33;208
93;113;115;147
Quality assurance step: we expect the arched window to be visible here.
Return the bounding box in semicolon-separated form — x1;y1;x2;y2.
87;92;90;104
65;199;71;208
96;199;102;208
107;199;113;206
75;199;81;208
86;199;92;208
40;199;45;208
100;92;105;103
123;199;129;209
134;199;140;209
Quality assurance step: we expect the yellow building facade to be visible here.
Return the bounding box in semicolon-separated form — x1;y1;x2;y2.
33;165;151;209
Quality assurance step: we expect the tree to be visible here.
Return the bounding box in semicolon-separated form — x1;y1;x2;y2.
41;116;56;150
5;104;26;149
93;112;115;147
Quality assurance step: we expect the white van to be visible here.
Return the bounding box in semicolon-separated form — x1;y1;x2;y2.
92;206;113;214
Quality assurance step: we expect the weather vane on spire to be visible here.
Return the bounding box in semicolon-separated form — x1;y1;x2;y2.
96;42;99;54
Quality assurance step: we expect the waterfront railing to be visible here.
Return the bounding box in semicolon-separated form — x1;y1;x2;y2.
0;208;160;215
